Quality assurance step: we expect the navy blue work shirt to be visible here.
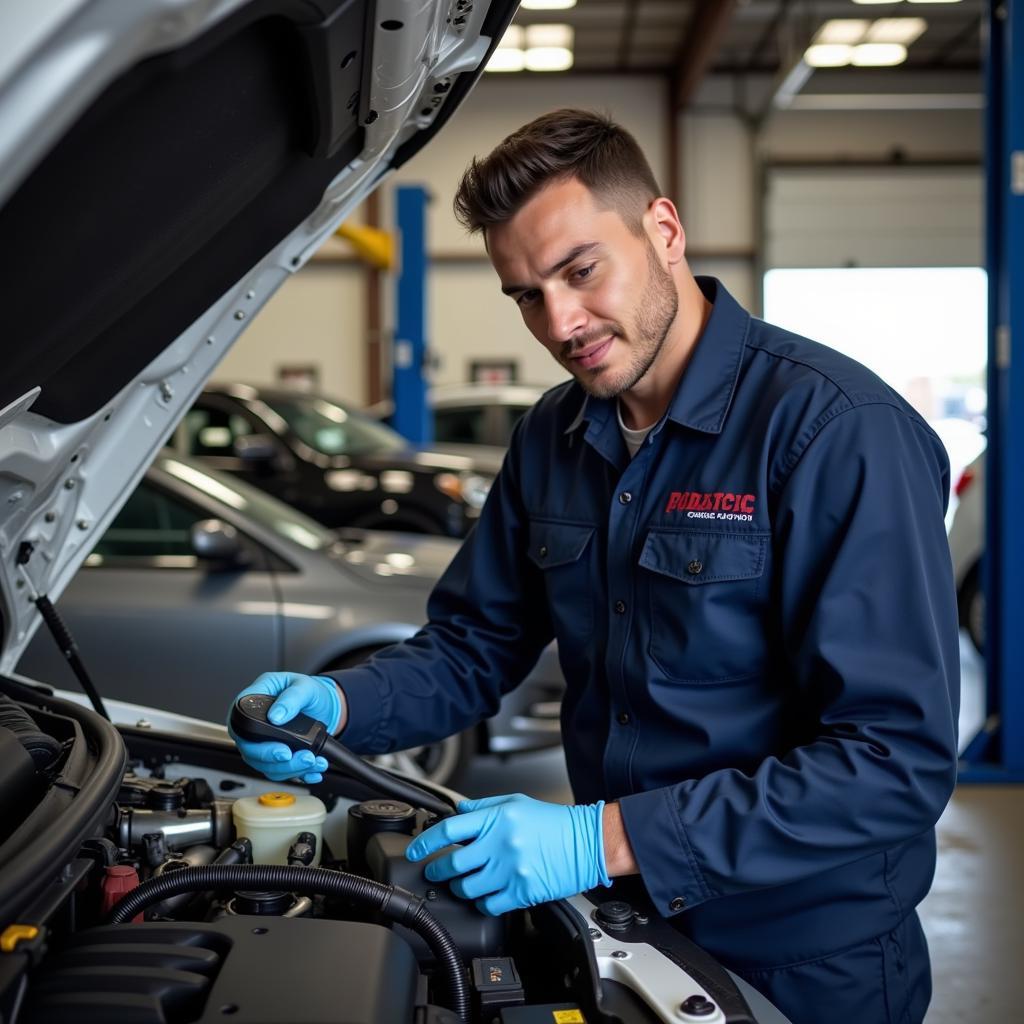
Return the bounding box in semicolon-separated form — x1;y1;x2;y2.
333;277;960;969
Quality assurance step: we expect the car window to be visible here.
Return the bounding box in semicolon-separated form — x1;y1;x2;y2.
90;482;201;560
264;395;408;457
159;457;337;552
183;406;259;456
434;407;486;445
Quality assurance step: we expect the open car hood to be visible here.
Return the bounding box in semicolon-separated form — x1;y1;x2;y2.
0;0;517;673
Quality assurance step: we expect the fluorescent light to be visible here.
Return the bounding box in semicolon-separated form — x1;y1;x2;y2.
907;1;962;5
804;44;854;68
867;17;927;44
815;20;869;45
851;0;899;4
521;0;577;9
525;46;574;71
525;23;574;48
486;47;526;72
851;42;908;66
497;25;524;49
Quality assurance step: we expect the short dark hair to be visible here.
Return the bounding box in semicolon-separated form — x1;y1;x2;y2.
453;109;662;237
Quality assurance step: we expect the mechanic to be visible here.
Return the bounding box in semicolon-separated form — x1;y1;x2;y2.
229;109;960;1024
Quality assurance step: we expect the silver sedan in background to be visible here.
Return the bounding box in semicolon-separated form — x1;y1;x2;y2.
16;453;563;786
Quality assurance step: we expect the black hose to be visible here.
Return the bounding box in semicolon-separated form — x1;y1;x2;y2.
320;734;456;819
0;695;62;770
106;863;469;1022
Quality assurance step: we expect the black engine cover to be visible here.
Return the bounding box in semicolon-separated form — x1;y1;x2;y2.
25;915;418;1023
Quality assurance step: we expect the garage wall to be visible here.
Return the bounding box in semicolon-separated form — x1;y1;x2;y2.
222;71;983;407
678;95;983;311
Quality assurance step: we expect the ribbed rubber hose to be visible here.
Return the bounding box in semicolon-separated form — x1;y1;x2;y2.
106;864;469;1022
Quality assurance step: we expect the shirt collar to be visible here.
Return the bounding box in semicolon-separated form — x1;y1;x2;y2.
563;276;751;440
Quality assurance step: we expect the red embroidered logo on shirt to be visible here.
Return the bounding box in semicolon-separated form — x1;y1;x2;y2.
665;491;756;521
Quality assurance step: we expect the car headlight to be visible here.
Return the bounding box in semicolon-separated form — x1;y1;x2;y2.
434;472;493;510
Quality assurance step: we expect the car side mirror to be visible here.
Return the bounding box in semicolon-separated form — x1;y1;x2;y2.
190;519;247;567
233;433;277;462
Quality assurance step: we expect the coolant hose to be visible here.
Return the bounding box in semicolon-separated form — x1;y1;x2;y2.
320;734;456;819
106;863;469;1022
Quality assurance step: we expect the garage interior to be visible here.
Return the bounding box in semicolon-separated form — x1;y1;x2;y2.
212;2;1021;1019
4;0;1021;1021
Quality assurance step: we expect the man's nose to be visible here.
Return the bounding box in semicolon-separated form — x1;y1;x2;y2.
545;289;587;345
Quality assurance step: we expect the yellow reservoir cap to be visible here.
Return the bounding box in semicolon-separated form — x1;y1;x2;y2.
1;925;39;953
258;792;297;808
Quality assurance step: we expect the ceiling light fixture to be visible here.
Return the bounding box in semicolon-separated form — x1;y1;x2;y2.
815;20;870;45
525;46;574;72
851;42;909;66
907;1;963;5
866;17;927;44
520;0;577;9
497;24;524;49
804;44;855;68
524;23;574;48
486;48;526;72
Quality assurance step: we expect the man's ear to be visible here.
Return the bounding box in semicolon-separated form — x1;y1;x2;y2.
647;197;686;266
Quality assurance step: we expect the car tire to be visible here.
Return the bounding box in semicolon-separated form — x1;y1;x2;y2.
323;647;474;789
958;564;985;656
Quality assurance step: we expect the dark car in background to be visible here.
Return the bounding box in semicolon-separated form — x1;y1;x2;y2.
171;384;499;537
17;453;564;787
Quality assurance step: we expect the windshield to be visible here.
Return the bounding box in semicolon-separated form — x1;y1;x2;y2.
158;455;338;552
266;395;409;457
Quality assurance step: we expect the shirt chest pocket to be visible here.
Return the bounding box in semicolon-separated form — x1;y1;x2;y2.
528;519;596;642
638;528;770;683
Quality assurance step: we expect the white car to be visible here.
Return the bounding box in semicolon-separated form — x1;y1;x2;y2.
948;453;985;653
0;3;787;1021
367;382;556;458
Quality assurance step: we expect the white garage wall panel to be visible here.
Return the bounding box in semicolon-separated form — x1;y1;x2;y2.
215;264;367;405
393;74;668;389
765;167;983;269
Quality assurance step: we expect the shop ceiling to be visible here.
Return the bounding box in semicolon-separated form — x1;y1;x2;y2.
512;0;984;110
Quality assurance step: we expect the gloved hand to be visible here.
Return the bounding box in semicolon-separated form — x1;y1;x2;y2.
227;672;342;784
405;793;610;916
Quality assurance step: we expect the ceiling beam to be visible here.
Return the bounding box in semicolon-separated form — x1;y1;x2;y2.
670;0;738;111
617;0;642;72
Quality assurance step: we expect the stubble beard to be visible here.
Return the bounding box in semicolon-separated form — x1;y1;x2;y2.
563;244;680;400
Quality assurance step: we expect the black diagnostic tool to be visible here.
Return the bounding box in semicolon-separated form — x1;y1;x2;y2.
231;693;326;754
230;694;456;819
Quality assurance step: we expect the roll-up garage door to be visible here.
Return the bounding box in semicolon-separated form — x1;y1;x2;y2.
764;165;983;269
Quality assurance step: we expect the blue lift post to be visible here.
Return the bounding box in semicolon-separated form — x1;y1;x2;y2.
391;185;433;446
959;0;1024;782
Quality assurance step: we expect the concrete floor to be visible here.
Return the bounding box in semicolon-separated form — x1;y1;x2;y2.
463;632;1024;1022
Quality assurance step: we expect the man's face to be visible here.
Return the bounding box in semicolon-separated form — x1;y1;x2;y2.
487;177;679;399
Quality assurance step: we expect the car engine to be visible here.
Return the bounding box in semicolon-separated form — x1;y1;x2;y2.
0;685;763;1024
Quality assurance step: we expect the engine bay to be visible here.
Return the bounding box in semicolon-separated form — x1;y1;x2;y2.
0;683;762;1024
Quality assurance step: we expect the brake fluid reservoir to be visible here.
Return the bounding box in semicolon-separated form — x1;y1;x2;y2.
231;792;327;865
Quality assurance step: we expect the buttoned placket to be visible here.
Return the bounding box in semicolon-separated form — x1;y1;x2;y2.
600;425;659;799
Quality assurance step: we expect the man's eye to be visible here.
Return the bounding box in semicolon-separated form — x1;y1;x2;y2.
574;264;595;281
516;290;539;308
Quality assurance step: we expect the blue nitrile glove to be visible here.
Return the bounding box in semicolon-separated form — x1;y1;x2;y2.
405;793;610;916
227;672;342;784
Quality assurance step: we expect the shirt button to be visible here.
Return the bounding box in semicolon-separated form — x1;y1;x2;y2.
687;560;703;576
618;492;632;505
617;711;631;725
669;896;686;912
614;600;626;614
539;545;548;559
